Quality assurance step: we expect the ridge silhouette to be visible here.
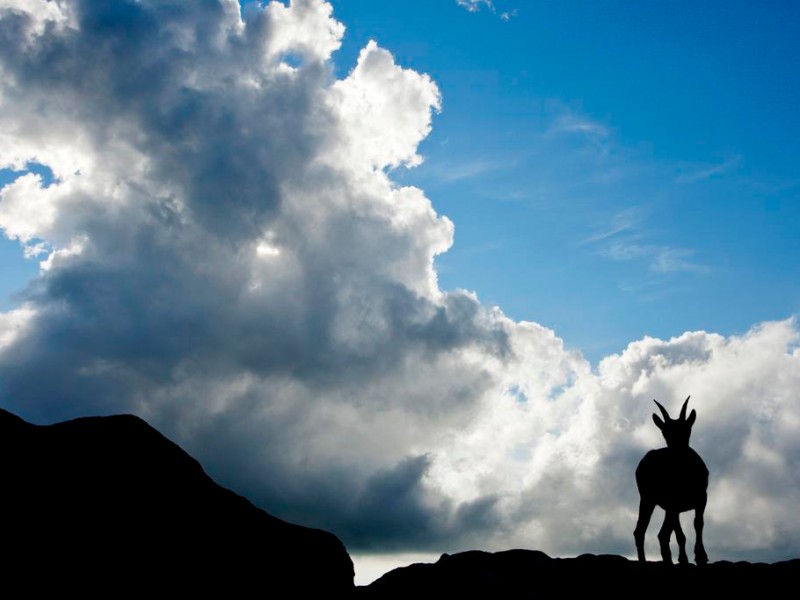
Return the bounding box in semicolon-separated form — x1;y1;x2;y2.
0;408;354;594
634;395;709;564
359;550;800;598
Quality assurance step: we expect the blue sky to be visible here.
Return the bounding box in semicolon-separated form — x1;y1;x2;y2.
2;1;799;362
2;1;800;583
331;0;800;360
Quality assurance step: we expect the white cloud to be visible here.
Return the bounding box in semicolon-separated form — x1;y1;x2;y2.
426;158;508;183
327;40;442;171
652;247;709;274
456;0;494;13
260;0;344;63
676;155;743;184
0;173;61;244
553;113;611;139
0;0;798;568
586;209;708;275
456;0;516;20
0;0;75;40
582;207;641;244
0;303;36;351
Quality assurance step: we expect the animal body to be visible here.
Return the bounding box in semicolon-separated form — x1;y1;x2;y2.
633;396;709;565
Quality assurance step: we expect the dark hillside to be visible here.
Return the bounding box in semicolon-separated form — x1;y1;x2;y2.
0;408;353;595
359;549;799;598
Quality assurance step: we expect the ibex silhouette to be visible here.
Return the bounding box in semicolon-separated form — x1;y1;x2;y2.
633;395;709;564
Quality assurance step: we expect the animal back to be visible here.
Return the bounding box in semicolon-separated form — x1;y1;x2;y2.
636;447;708;512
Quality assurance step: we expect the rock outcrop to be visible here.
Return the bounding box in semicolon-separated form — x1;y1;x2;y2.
359;549;800;598
0;408;354;595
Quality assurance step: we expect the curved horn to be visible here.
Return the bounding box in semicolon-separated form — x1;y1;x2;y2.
679;395;691;420
653;399;670;421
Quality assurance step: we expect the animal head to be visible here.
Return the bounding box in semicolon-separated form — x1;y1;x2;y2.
652;395;696;448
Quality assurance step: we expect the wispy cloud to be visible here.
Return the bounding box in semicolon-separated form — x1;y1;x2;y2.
676;155;742;184
600;241;708;274
493;189;529;202
457;0;493;12
433;158;507;182
599;241;650;261
586;209;708;274
547;109;614;161
651;248;709;273
553;113;611;139
582;207;641;244
617;278;675;302
456;0;518;20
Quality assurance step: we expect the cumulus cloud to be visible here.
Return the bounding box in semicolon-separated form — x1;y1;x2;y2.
1;0;799;564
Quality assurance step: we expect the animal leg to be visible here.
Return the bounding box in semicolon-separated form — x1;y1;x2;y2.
694;496;708;565
673;515;688;564
657;511;677;564
634;498;655;562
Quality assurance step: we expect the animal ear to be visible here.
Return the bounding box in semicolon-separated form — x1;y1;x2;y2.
653;414;665;430
687;409;696;427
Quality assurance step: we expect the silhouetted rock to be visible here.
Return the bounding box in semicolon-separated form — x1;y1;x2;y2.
359;550;800;598
0;409;354;595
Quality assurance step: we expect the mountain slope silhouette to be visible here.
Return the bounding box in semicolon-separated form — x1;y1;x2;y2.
0;408;353;594
358;549;800;598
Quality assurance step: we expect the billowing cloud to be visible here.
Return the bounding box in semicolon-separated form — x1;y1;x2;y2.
1;0;799;564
